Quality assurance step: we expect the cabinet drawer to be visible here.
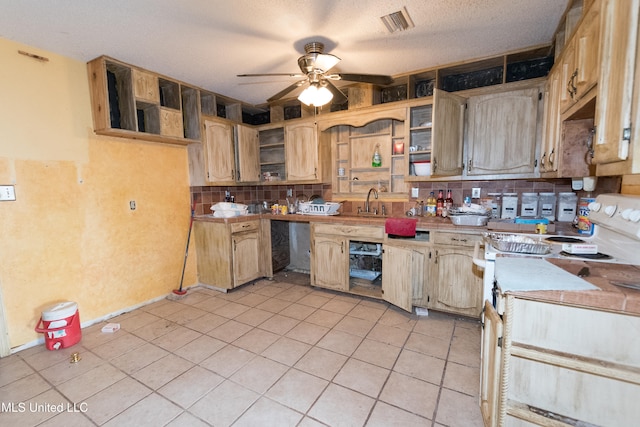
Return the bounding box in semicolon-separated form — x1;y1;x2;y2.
313;223;384;240
230;221;259;234
431;231;482;247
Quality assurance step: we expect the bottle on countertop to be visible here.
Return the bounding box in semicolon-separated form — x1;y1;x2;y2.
436;189;445;217
426;191;437;216
444;189;454;217
416;200;424;217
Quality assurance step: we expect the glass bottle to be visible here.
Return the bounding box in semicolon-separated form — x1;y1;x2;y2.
444;189;454;217
436;189;445;217
426;192;437;216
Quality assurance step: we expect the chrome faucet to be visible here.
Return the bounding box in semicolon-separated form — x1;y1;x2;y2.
365;188;378;214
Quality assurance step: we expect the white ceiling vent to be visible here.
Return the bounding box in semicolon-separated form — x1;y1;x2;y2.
380;7;415;33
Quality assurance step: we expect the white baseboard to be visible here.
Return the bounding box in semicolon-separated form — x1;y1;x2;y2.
9;286;198;356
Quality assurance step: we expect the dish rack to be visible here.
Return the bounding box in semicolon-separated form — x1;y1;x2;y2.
298;202;341;215
485;232;551;254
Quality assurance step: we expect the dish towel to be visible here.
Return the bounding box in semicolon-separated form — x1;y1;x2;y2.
385;218;418;237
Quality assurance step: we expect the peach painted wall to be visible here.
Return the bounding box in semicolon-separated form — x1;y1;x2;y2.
0;38;196;349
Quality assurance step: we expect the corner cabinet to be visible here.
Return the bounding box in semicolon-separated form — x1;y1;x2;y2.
193;219;272;290
466;86;542;177
188;118;259;185
87;56;201;145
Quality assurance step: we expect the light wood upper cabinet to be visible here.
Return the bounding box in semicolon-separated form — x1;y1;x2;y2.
541;70;562;174
235;124;261;182
87;56;202;145
203;117;235;183
574;1;601;98
594;0;640;169
431;89;465;176
466;87;541;176
560;0;601;113
285;121;318;181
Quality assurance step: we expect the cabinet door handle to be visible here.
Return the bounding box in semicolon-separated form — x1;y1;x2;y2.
567;69;578;98
467;158;472;172
434;250;438;264
548;148;555;167
452;238;467;243
432;158;437;174
341;241;344;253
540;152;546;170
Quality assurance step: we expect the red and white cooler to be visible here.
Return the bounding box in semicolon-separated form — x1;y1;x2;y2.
35;301;81;350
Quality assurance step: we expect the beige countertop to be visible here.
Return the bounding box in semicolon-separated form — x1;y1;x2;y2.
505;258;640;317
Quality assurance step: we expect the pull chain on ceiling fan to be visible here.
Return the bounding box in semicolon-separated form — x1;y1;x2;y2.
238;42;394;106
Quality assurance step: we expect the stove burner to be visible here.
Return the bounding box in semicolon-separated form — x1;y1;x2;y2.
546;236;585;243
559;251;612;260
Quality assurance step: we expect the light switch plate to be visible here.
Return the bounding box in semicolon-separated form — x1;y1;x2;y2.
411;187;419;198
0;185;16;201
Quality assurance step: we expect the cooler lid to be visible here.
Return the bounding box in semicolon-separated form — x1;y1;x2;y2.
42;301;78;321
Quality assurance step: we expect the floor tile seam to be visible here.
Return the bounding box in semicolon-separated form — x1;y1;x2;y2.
429;320;458;427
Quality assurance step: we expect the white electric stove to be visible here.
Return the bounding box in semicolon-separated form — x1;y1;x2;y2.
475;193;640;306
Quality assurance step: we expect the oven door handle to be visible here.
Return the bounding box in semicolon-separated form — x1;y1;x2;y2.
472;241;486;269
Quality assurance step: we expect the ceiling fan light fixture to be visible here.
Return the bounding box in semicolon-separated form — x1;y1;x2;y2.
381;7;414;33
298;83;333;107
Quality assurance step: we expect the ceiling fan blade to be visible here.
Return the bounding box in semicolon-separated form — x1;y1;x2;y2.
267;80;308;103
238;73;306;78
331;73;394;85
324;80;348;105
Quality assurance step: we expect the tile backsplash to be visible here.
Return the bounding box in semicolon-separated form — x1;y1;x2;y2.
191;177;621;217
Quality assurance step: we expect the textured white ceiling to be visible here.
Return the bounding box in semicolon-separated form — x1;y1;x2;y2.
0;0;569;106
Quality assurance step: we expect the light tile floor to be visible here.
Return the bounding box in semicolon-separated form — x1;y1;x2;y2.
0;271;484;426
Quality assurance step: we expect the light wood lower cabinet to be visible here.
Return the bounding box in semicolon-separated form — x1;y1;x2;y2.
194;219;272;290
310;234;349;292
381;243;426;312
482;295;640;426
429;232;484;317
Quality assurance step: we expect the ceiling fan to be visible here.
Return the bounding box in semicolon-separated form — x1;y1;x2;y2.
237;42;394;106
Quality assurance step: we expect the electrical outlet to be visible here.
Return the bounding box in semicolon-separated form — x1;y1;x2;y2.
129;200;136;210
287;188;293;197
0;185;16;201
472;188;481;198
411;187;419;198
